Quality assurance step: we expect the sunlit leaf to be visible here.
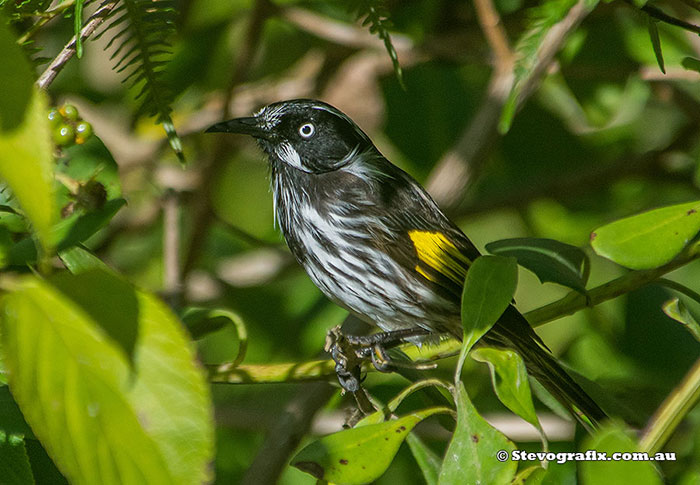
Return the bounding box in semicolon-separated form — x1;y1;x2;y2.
461;255;518;351
471;347;546;448
292;407;449;484
0;89;55;253
580;422;662;485
0;432;34;485
0;275;214;485
438;382;517;484
590;200;700;269
486;237;589;294
662;298;700;343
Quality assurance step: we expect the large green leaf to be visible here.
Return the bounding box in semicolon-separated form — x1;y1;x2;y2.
438;382;517;484
0;275;214;485
0;88;55;253
0;16;34;132
292;407;449;485
0;432;34;485
471;347;544;443
580;423;662;485
485;237;589;294
461;255;518;352
591;200;700;270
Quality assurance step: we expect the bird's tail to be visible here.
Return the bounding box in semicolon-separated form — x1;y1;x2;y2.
483;306;607;430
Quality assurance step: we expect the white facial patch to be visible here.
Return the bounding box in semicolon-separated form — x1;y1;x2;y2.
275;142;305;171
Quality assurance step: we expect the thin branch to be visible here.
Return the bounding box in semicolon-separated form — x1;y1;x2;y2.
639;356;700;453
36;1;118;90
18;0;77;45
182;0;271;277
473;0;513;70
627;0;700;35
527;243;700;326
162;188;182;308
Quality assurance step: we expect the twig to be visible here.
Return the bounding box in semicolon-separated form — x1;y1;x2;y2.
240;382;336;485
162;188;182;308
36;1;118;90
472;0;513;70
626;0;700;35
427;0;593;209
18;0;77;45
527;243;700;326
639;357;700;453
182;0;270;277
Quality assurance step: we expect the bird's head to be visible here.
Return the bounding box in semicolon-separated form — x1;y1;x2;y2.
206;99;373;174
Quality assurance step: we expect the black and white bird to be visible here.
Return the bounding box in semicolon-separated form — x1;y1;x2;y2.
207;99;606;427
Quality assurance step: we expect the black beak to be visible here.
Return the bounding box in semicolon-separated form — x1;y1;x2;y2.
205;117;270;139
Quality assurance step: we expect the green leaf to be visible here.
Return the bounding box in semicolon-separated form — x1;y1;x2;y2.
48;269;139;364
662;298;700;343
438;382;517;485
646;16;665;74
0;89;55;253
580;422;662;485
590;200;700;270
0;14;34;131
406;433;441;485
0;432;34;485
461;255;518;352
682;56;700;74
7;198;126;266
0;275;214;485
471;347;545;444
292;407;449;484
485;237;589;294
181;306;248;367
59;245;112;274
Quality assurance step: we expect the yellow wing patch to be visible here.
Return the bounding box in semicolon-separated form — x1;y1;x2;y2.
408;230;470;284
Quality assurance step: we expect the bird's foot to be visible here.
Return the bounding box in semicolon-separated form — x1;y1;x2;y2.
324;326;437;395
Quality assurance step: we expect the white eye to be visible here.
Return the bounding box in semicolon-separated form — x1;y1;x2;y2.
298;122;315;139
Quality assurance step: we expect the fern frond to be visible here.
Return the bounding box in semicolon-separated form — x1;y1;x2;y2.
96;0;184;163
349;0;405;89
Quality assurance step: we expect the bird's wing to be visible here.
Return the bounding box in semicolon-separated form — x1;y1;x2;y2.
362;159;481;300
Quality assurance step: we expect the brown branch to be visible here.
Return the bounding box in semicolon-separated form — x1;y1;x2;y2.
472;0;513;70
426;0;594;210
162;189;182;308
36;1;118;90
182;0;271;276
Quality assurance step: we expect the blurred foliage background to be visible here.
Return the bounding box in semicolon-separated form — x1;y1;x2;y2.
3;0;700;483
